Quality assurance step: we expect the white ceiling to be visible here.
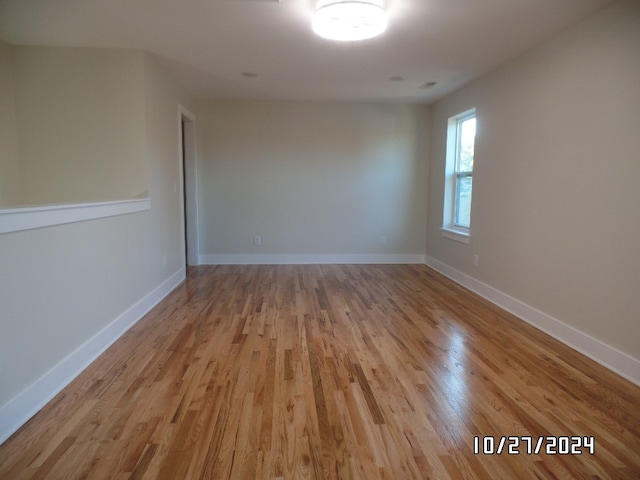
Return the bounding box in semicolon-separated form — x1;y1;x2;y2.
0;0;613;103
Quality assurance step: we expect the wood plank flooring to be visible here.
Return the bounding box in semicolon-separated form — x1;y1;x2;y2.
0;264;639;479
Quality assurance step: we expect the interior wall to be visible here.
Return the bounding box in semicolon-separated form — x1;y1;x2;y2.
196;100;430;260
0;39;20;206
426;0;640;360
142;53;193;277
8;46;148;207
0;53;193;414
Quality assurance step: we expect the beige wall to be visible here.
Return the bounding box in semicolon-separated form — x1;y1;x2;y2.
0;40;20;205
5;46;148;207
427;0;640;359
0;53;193;410
197;100;430;258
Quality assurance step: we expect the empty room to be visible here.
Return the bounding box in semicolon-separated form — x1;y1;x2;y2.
0;0;639;478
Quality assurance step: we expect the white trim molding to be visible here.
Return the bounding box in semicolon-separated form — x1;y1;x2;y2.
0;198;151;235
440;227;470;244
0;267;185;445
178;105;200;266
425;256;640;386
200;253;426;265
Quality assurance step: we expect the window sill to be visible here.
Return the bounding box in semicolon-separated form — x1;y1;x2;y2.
0;198;151;235
441;227;470;244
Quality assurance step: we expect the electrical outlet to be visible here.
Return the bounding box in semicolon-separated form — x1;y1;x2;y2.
380;235;388;246
254;235;261;246
473;254;479;267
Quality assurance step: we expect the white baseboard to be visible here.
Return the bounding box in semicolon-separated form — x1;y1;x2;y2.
200;253;426;265
425;256;640;386
0;267;186;445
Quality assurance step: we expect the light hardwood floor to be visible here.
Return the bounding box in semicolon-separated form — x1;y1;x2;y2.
0;265;639;479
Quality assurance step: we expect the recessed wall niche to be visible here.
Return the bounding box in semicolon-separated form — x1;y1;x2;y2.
0;42;148;209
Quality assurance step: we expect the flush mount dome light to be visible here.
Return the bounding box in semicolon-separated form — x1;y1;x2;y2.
313;0;388;41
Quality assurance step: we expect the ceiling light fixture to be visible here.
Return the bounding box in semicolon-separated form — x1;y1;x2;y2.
312;1;388;42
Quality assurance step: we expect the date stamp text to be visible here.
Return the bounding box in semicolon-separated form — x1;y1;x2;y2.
473;436;595;455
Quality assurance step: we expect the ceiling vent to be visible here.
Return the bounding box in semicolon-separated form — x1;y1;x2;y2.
420;81;438;89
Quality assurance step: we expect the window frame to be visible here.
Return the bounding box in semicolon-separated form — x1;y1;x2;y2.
442;108;476;244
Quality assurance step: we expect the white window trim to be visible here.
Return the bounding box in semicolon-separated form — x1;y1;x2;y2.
0;198;150;235
442;108;475;244
440;226;470;244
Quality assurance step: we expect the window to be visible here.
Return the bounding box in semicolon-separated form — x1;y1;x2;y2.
442;109;476;243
